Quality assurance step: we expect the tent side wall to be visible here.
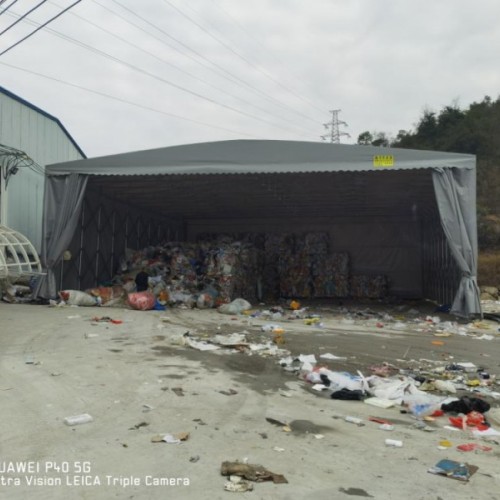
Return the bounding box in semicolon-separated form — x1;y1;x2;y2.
421;214;462;306
57;186;184;291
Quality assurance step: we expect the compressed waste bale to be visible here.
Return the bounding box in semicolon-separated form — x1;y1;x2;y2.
350;275;388;299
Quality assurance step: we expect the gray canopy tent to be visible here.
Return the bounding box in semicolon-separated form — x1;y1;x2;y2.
37;139;481;317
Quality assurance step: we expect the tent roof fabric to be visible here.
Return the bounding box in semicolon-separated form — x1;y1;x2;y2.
46;140;475;176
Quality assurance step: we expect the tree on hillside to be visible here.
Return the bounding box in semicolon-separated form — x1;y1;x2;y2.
358;96;500;248
389;96;500;249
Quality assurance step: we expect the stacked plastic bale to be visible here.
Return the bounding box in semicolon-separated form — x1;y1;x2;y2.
350;274;388;299
231;240;261;302
263;233;292;300
204;241;239;303
312;252;350;298
278;233;310;298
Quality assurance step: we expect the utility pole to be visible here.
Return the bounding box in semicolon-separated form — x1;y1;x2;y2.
321;109;350;143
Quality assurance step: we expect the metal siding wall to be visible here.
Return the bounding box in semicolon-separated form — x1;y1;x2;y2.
0;92;84;252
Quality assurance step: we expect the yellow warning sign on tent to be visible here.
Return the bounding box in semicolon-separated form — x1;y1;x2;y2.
373;155;394;167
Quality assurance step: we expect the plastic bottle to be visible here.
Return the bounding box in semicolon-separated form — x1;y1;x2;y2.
385;439;403;447
379;424;394;431
344;416;364;426
64;413;93;426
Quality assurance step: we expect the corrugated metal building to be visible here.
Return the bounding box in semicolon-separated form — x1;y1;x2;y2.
0;86;85;251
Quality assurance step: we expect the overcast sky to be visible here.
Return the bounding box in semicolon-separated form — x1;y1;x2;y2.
1;0;499;158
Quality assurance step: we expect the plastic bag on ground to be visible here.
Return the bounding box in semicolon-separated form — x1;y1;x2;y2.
218;298;252;315
315;369;365;392
403;393;445;418
127;291;156;311
58;290;98;306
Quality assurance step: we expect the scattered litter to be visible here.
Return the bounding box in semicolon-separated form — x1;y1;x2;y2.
189;456;200;463
51;372;62;377
224;475;254;492
219;389;238;396
413;421;437;432
427;459;478;481
59;290;98;306
172;387;185;397
379;424;394;431
455;362;477;373
265;417;287;427
344;416;364;426
64;414;93;426
129;422;149;430
273;446;285;452
319;353;347;360
438;440;453;449
261;324;285;333
331;389;365;400
457;443;492;452
142;404;154;412
364;398;395;409
312;384;329;392
441;397;490;415
220;461;287;484
218;298;252;315
443;426;461;432
313;434;325;439
433;380;457;394
368;417;392;425
474;334;494;340
385;439;403;448
471;426;500;438
185;338;220;351
91;316;123;324
151;432;189;444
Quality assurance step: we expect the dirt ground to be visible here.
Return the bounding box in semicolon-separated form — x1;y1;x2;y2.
1;300;500;500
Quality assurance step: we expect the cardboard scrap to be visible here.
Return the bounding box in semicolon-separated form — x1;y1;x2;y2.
221;461;288;484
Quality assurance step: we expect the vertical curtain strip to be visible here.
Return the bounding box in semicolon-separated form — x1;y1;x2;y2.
36;173;88;298
432;167;481;317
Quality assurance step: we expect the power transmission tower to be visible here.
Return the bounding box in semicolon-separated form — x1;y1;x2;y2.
321;109;350;143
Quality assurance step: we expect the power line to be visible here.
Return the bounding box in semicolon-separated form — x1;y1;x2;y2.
0;0;48;37
0;0;81;57
47;0;318;137
0;60;263;139
161;0;321;123
206;0;326;115
107;0;321;127
1;10;314;137
0;0;19;17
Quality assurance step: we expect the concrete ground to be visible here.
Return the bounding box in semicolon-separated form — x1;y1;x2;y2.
1;301;500;500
